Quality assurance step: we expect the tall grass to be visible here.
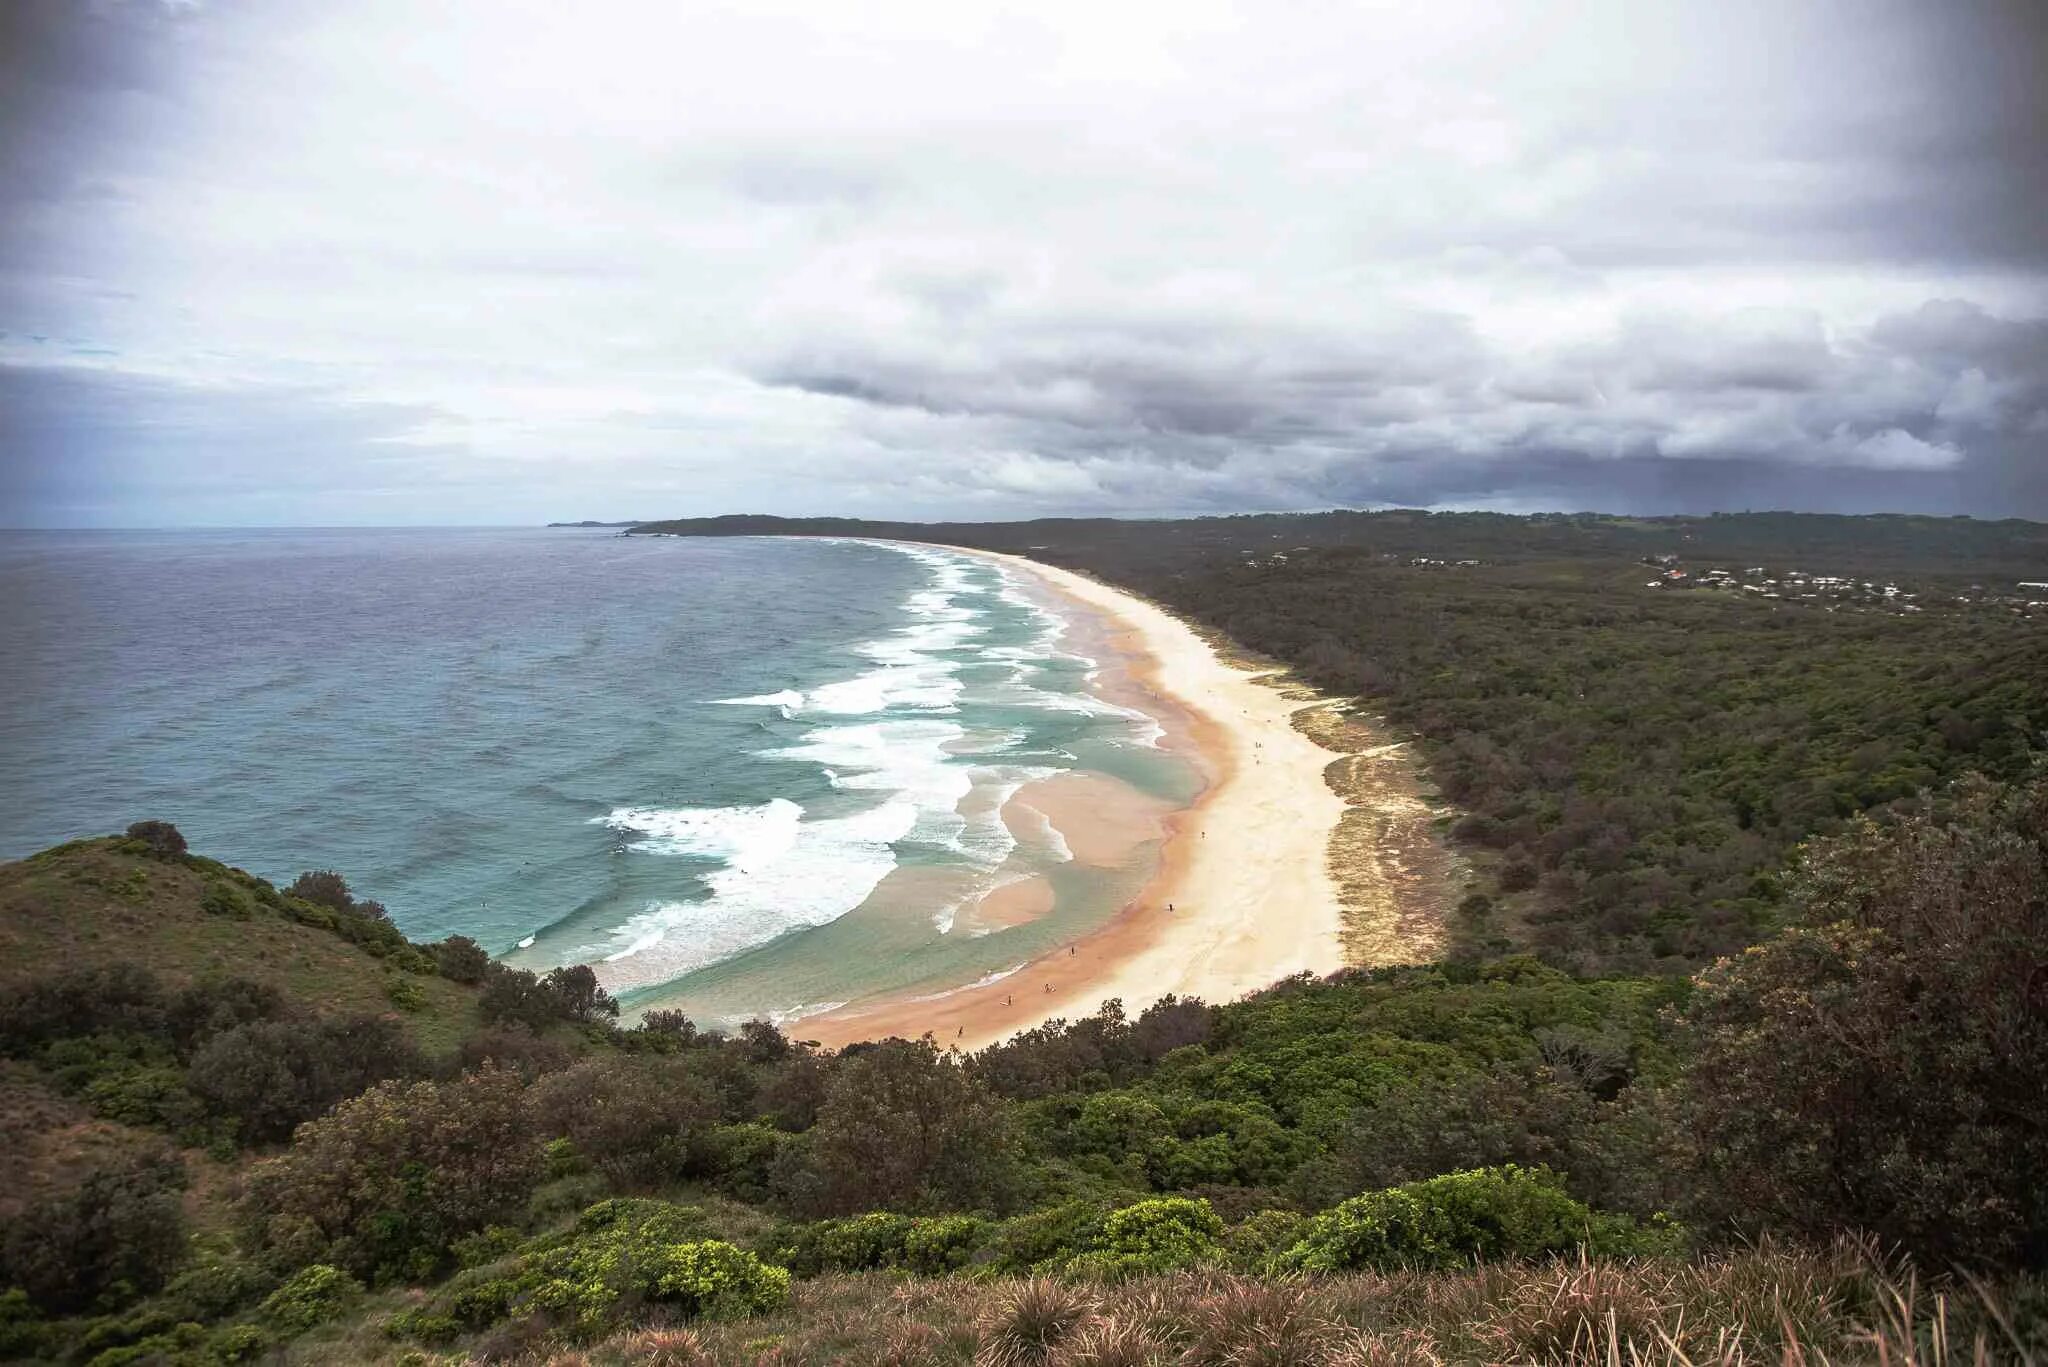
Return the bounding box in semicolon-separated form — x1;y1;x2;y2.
519;1242;2039;1366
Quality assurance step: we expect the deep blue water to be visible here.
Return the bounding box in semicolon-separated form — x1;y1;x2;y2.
0;528;1191;1023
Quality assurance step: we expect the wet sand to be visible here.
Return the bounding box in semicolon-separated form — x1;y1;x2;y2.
801;545;1353;1051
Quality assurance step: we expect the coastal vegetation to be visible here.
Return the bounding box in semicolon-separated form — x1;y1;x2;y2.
3;510;2046;1362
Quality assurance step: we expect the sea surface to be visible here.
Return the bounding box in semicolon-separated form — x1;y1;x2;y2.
0;528;1197;1025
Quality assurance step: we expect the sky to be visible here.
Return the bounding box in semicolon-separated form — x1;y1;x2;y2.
2;0;2045;526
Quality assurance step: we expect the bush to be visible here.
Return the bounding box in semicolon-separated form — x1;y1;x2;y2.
1221;1209;1306;1272
455;1025;574;1080
1679;773;2048;1267
432;935;491;984
773;1212;916;1275
187;1011;424;1143
124;820;187;859
640;1241;789;1320
1071;1197;1223;1279
415;1201;787;1337
775;1036;1019;1216
982;1201;1112;1274
0;1155;189;1314
1277;1165;1605;1273
903;1215;987;1274
209;1323;270;1362
159;1252;278;1321
527;1057;722;1186
285;870;356;913
693;1121;785;1197
257;1263;362;1334
243;1065;541;1282
0;962;169;1055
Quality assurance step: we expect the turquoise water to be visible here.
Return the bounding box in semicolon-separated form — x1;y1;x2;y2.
0;528;1197;1025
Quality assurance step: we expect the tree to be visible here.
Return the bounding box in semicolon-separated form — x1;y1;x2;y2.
542;964;618;1023
243;1065;542;1282
124;820;187;860
188;1012;424;1144
527;1057;722;1185
431;935;490;984
1;1154;188;1313
739;1018;792;1064
285;870;355;913
1679;773;2048;1267
775;1037;1019;1216
478;963;555;1029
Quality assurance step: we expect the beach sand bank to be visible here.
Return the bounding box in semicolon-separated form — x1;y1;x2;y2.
802;545;1383;1052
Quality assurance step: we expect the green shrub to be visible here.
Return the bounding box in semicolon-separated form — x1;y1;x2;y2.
242;1066;540;1283
524;1204;785;1333
984;1200;1112;1274
83;1064;207;1132
903;1215;987;1274
446;1275;521;1329
450;1225;523;1269
644;1241;790;1320
694;1120;786;1195
1222;1209;1307;1272
159;1252;277;1321
81;1319;206;1366
396;1201;766;1341
125;820;188;860
258;1263;362;1334
1;1155;188;1314
1278;1165;1601;1272
0;1290;48;1361
385;1307;464;1344
385;975;428;1012
775;1212;915;1275
199;881;254;918
1070;1197;1223;1279
209;1322;269;1362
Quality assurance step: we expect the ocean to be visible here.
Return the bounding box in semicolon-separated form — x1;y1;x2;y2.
0;527;1199;1027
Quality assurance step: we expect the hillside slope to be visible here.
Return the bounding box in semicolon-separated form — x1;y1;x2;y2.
0;838;482;1053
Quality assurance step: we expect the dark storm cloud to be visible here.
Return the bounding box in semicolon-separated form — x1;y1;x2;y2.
751;290;2047;516
0;1;197;265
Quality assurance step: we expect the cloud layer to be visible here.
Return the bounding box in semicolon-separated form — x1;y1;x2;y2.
2;0;2044;524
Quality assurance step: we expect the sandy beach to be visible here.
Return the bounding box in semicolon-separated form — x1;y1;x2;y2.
802;544;1354;1051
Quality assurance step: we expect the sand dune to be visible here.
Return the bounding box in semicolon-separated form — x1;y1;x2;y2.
802;545;1350;1052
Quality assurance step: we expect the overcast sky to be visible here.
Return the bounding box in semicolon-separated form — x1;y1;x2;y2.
2;0;2045;526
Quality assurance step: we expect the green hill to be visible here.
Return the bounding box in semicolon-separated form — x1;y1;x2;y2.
0;838;483;1055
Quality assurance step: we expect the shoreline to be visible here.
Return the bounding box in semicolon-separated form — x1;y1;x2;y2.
800;543;1352;1052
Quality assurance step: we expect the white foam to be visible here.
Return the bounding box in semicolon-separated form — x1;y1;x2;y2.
581;540;1169;991
907;961;1029;1003
589;795;916;987
716;689;803;709
766;1000;849;1027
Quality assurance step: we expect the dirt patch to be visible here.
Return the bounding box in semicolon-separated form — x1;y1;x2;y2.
1293;702;1459;966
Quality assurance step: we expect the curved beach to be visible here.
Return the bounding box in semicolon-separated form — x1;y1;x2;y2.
802;545;1350;1051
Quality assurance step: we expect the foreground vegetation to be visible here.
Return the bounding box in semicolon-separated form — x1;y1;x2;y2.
4;761;2045;1362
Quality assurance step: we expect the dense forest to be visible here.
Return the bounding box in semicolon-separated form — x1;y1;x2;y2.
635;511;2048;972
3;509;2046;1364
